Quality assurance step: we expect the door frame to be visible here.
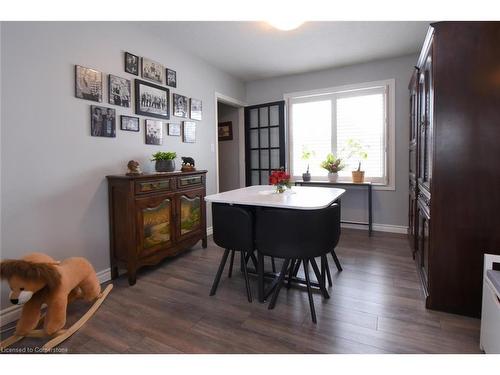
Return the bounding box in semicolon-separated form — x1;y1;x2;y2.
214;92;246;193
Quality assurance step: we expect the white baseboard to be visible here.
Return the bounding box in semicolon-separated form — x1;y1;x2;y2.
341;222;408;234
0;267;112;328
207;226;213;236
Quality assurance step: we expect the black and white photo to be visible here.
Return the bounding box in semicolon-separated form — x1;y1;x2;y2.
166;68;177;88
120;115;139;132
108;75;131;107
145;119;163;145
167;123;181;136
75;65;102;102
135;79;170;119
173;93;188;118
91;105;115;137
141;57;164;84
183;121;196;143
124;52;139;75
190;98;202;121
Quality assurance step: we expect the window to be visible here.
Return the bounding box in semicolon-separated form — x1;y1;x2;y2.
286;80;395;189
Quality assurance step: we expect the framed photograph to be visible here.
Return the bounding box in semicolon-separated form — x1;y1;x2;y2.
218;121;233;141
190;98;202;121
145;119;163;145
173;93;188;118
183;121;196;143
141;57;164;84
168;123;181;136
75;65;102;102
108;75;131;107
166;68;177;88
124;52;139;75
91;105;115;137
120;115;139;132
135;79;170;119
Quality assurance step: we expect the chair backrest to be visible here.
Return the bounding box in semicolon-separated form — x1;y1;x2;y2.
255;203;341;259
212;203;254;252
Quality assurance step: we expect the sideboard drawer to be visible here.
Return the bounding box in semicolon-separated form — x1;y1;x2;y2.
135;179;172;195
177;175;203;189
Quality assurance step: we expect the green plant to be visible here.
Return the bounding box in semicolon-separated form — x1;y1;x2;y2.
301;146;315;173
320;153;345;173
342;139;368;171
151;151;177;161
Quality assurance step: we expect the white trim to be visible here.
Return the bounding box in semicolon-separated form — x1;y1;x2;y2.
341;222;408;234
207;226;213;236
214;92;247;193
284;79;396;191
0;268;112;328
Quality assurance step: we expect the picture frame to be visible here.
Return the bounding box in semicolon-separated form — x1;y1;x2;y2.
173;93;188;118
108;75;131;108
168;123;181;136
120;115;140;132
218;121;233;141
135;79;170;120
75;65;102;102
145;119;164;145
91;105;116;137
124;52;139;75
190;98;202;121
166;68;177;88
183;121;196;143
141;57;164;84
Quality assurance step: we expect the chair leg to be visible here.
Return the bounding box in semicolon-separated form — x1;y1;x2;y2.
322;255;333;287
310;257;330;299
249;251;259;270
303;259;317;324
271;257;277;273
210;249;230;296
287;259;296;289
241;251;253;303
258;252;265;303
227;249;235;278
268;258;290;310
331;249;343;272
292;259;301;277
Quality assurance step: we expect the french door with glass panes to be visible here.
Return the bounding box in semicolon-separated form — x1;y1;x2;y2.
244;101;286;186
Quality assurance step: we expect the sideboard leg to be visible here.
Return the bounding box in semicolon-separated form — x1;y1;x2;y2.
127;267;137;286
111;264;119;280
202;235;208;249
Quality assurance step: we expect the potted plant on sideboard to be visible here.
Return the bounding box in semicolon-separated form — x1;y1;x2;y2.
344;139;368;183
151;151;177;172
320;153;344;182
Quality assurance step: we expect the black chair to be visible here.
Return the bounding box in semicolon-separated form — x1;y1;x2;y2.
255;203;341;323
209;203;255;302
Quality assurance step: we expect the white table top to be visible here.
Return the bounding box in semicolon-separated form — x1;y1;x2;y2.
205;185;345;210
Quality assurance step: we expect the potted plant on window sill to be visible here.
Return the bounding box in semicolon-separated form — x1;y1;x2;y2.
151;151;177;173
301;147;315;182
320;153;344;182
344;139;368;183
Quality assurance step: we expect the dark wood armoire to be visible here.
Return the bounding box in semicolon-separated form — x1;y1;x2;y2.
408;22;500;317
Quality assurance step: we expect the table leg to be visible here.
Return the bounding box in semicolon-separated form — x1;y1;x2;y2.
368;184;373;237
258;251;265;303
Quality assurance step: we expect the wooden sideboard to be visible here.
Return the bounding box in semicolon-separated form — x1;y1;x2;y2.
107;170;207;285
408;22;500;317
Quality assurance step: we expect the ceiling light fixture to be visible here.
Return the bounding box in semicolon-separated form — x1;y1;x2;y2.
267;19;304;31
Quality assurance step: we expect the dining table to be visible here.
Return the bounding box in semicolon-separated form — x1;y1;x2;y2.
205;185;346;302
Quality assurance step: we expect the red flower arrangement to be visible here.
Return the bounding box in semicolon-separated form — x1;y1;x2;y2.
269;168;291;193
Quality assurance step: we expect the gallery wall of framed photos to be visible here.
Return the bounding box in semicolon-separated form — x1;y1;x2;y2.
75;51;203;147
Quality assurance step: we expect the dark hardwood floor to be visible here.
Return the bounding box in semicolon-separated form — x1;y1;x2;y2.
1;229;481;353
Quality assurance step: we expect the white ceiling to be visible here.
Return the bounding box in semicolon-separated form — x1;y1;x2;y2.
138;21;430;82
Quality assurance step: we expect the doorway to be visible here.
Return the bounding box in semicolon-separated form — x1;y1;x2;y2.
215;94;245;193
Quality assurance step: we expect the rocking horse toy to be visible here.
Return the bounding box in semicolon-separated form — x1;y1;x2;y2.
0;252;113;352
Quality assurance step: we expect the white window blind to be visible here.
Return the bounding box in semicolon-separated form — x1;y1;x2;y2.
287;81;393;187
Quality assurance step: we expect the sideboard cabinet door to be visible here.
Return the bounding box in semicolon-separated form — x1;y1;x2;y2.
136;194;175;258
176;188;204;241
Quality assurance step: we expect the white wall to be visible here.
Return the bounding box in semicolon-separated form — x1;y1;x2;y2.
217;102;240;192
245;54;416;228
0;22;245;308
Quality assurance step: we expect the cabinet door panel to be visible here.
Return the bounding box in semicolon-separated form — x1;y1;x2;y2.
136;195;174;257
177;189;204;240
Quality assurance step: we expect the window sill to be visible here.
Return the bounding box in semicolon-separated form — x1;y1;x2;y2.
292;177;395;191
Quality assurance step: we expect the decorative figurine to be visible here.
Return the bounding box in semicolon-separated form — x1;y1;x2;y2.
126;160;143;176
181;156;196;172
